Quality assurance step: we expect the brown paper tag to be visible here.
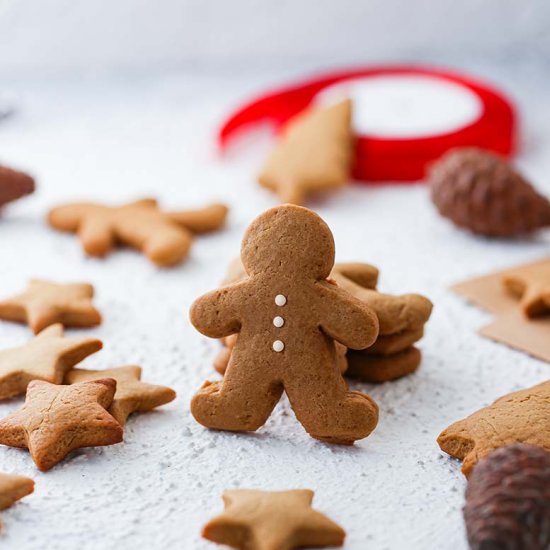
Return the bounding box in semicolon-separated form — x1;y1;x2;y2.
451;258;550;362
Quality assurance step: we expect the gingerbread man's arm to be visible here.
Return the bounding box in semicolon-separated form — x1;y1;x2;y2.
316;281;379;350
189;281;247;339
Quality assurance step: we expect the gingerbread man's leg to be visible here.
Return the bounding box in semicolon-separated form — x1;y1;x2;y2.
284;363;378;445
191;352;283;432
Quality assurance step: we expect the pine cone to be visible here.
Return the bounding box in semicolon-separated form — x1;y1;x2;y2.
464;444;550;550
0;165;35;207
429;148;550;237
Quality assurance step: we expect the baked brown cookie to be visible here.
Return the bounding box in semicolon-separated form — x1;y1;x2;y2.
0;323;102;400
0;473;34;528
364;327;424;356
48;199;228;267
0;279;101;334
65;366;176;425
258;100;354;205
437;380;550;476
0;378;123;471
0;166;35;208
214;335;348;376
0;473;34;511
503;264;550;318
332;266;433;336
203;489;345;550
346;346;421;383
190;205;379;445
221;259;432;337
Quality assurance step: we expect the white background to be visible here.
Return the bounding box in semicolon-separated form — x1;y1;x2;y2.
0;2;549;549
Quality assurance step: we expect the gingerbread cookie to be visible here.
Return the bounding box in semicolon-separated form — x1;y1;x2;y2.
0;166;35;209
221;259;432;336
214;335;348;376
0;323;102;400
203;489;345;550
437;380;550;476
502;264;550;318
190;205;379;444
258;99;354;205
331;266;432;336
0;473;34;528
0;279;101;334
346;346;421;383
65;366;176;425
0;378;123;471
48;199;228;266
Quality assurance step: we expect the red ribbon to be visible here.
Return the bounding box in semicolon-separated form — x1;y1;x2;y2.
218;65;517;182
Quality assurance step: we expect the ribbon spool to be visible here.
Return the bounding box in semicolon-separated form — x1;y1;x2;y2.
218;66;517;183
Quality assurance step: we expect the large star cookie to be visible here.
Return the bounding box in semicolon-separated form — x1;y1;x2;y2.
258;100;354;205
0;323;102;400
0;473;34;528
0;378;123;471
65;366;176;425
503;264;550;318
48;199;228;267
438;380;550;476
0;279;101;334
203;489;345;550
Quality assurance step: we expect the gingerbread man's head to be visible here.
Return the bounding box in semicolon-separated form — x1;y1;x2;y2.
241;205;335;279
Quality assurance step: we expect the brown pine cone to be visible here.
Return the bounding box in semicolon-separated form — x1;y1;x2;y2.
464;444;550;550
0;165;35;207
429;148;550;237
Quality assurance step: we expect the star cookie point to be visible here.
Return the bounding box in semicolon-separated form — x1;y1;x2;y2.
0;323;102;400
66;365;176;425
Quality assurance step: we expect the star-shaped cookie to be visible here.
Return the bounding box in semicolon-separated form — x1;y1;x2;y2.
0;378;123;471
0;165;35;208
48;199;228;267
503;264;550;318
0;279;101;334
65;366;176;425
0;472;34;528
437;380;550;476
203;489;345;550
0;323;102;400
258;99;354;205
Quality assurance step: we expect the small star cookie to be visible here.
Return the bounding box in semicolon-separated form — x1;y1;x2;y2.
258;99;354;205
0;473;34;528
0;279;101;334
0;323;102;400
203;489;345;550
48;199;228;267
438;380;550;476
503;264;550;318
65;366;176;425
0;378;123;471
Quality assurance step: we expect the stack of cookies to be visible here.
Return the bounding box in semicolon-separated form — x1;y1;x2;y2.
214;259;432;383
333;264;432;383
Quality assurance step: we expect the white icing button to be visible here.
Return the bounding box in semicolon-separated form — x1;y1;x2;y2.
272;340;284;352
275;294;287;306
273;316;284;328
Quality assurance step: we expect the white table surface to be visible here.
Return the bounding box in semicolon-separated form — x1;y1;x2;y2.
0;63;549;550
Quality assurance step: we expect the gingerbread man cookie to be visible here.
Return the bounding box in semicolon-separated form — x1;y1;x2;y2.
48;199;228;267
190;205;379;445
